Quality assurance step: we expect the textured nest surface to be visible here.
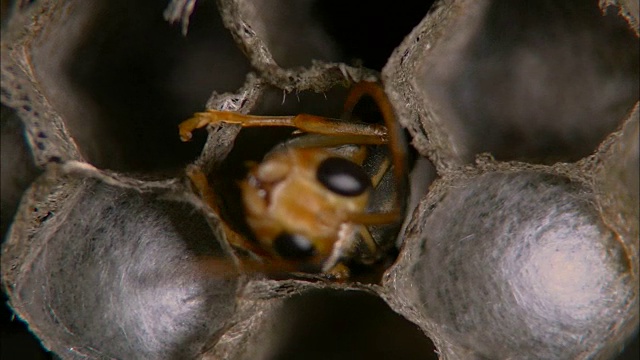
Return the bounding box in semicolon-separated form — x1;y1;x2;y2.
1;0;639;359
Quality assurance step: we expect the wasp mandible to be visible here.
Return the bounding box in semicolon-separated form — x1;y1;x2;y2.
179;81;408;279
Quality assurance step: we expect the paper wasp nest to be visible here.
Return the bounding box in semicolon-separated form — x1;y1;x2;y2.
1;0;638;359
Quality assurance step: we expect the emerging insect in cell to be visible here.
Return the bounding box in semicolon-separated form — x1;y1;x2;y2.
179;81;408;279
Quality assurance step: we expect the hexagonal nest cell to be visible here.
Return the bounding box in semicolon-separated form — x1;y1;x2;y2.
1;0;638;359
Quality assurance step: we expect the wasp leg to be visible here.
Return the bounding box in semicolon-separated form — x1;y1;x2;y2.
356;154;394;258
194;257;243;279
324;263;350;281
348;211;403;225
349;152;401;226
186;165;271;261
369;156;392;188
345;81;408;213
197;253;322;280
179;110;388;143
321;225;382;281
357;225;379;260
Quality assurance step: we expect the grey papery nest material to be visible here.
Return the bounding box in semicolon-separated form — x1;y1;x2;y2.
1;0;638;359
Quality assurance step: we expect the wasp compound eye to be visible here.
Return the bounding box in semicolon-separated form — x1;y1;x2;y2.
273;233;316;259
316;157;372;196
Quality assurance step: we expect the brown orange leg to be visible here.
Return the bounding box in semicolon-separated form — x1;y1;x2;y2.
325;263;350;281
359;224;378;252
369;156;392;188
186;165;271;260
347;158;398;263
350;148;401;225
179;111;388;143
344;81;408;212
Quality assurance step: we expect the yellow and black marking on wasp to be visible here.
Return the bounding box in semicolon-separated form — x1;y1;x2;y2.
179;81;408;280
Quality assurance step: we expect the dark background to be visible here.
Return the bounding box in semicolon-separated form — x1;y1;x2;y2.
1;0;638;359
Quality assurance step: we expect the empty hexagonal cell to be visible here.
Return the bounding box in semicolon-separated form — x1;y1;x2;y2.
448;0;638;162
13;0;251;172
393;171;636;359
245;289;437;360
0;105;47;360
312;0;436;71
216;0;434;71
388;0;639;165
1;105;41;239
2;178;238;359
322;1;438;71
228;0;341;69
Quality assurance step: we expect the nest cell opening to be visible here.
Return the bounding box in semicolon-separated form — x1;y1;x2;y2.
264;289;437;360
28;0;251;173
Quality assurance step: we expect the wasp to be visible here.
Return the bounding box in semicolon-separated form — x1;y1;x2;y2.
179;81;408;279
